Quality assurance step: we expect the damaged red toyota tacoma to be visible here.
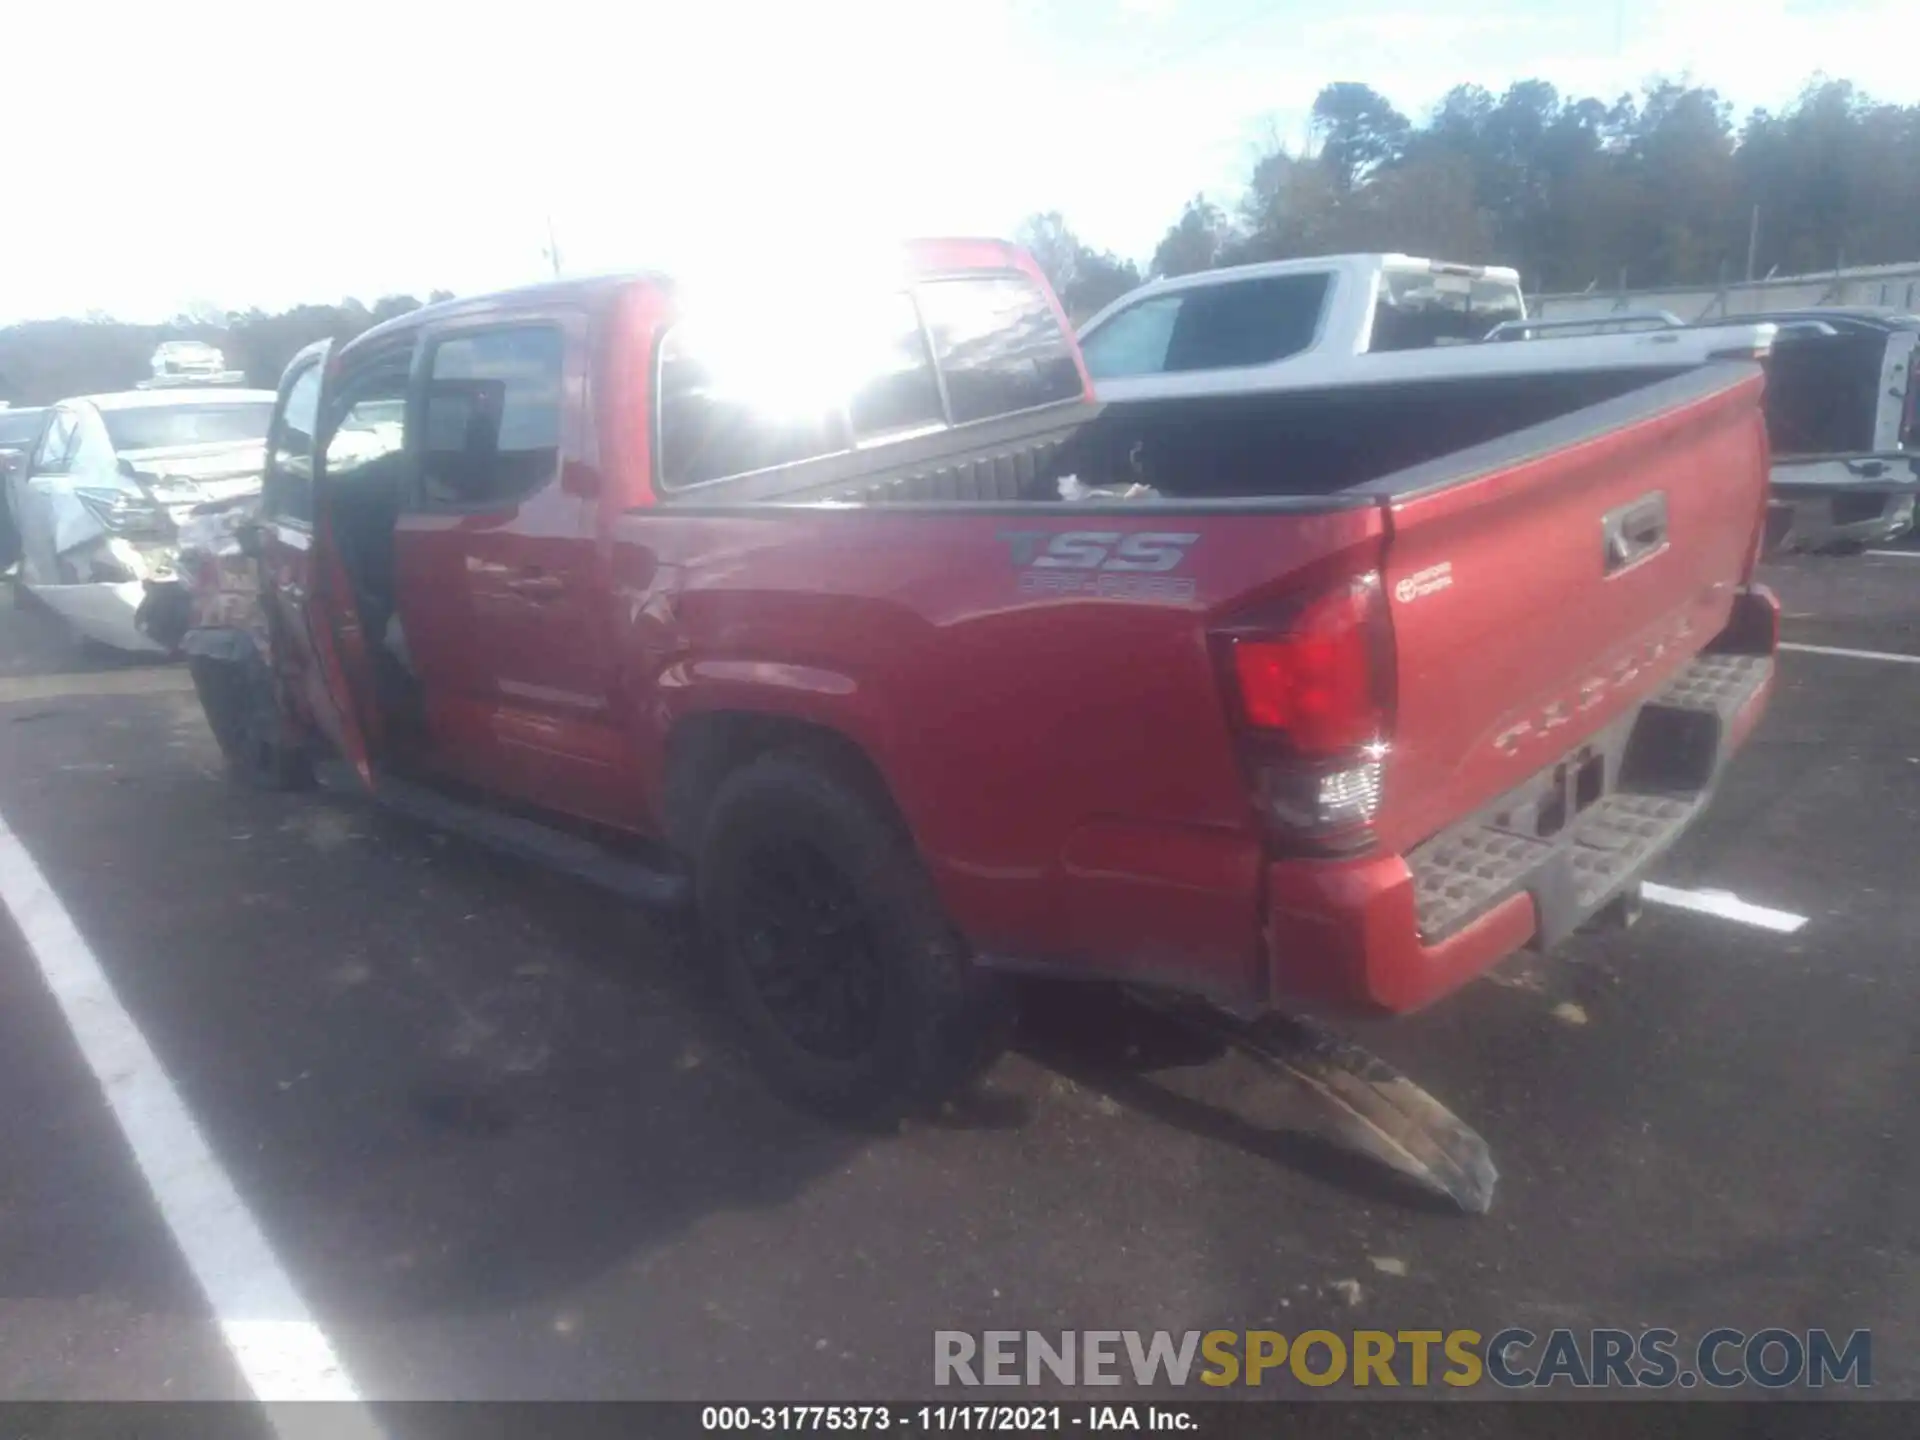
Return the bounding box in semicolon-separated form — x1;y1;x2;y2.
154;238;1777;1133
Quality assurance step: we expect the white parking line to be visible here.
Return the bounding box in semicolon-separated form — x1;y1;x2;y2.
0;808;382;1432
1865;550;1920;559
1641;882;1809;934
1778;641;1920;665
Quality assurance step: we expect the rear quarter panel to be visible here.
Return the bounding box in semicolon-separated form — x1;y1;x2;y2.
610;502;1384;998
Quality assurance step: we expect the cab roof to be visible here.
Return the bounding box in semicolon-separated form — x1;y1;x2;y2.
340;238;1040;359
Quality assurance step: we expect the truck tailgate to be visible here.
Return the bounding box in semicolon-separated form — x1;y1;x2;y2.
1365;364;1770;857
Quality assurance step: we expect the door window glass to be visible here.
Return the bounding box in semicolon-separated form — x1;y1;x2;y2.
1081;273;1331;376
420;326;564;508
1079;295;1182;379
265;363;322;522
325;373;409;486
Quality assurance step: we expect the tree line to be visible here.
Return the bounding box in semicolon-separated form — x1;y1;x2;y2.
6;73;1915;398
0;293;452;408
1022;75;1920;321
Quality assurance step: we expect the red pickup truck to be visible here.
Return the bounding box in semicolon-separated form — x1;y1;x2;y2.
167;238;1777;1122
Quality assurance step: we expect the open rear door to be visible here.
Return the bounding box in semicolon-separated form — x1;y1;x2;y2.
256;339;378;787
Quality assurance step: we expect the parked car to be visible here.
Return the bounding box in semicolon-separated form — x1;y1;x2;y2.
165;239;1777;1136
138;339;249;390
15;388;274;649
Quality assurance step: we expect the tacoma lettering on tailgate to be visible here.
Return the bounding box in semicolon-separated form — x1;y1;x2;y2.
1491;611;1699;758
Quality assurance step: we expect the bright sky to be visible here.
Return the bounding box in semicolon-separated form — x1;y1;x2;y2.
6;0;1914;323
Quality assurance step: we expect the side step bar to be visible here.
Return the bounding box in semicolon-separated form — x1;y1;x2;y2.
314;761;690;908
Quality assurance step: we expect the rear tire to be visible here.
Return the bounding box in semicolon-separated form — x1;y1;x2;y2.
696;753;1011;1123
189;652;312;790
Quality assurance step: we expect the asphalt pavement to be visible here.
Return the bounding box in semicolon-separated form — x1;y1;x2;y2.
0;555;1915;1410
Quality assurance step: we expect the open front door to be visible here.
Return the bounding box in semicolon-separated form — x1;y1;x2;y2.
256;338;378;787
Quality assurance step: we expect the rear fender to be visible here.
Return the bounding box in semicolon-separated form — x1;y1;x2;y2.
652;659;900;843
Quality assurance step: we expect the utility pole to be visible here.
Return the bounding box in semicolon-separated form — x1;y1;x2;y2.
1745;205;1760;282
544;216;563;279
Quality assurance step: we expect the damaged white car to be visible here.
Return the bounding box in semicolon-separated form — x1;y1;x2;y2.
10;388;275;650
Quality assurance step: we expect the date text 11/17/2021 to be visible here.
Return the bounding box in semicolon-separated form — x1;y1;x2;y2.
701;1406;1195;1432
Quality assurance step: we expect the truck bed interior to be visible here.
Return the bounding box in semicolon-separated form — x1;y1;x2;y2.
1064;366;1694;500
665;366;1703;510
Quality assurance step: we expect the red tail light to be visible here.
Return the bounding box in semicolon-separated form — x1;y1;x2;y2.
1229;583;1384;754
1218;573;1393;848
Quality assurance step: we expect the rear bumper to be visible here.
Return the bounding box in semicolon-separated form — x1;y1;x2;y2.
1264;593;1778;1014
1768;455;1920;553
26;579;167;653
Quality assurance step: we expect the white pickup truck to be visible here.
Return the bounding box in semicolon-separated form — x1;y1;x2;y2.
1717;308;1918;552
1063;254;1784;516
1077;254;1778;399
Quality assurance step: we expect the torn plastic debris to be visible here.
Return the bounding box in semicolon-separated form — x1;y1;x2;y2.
135;499;271;658
1057;473;1161;502
1135;995;1498;1215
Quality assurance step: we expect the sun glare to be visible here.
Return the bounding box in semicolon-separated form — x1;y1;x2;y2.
672;261;914;422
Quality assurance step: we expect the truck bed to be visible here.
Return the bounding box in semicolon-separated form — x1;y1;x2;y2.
662;363;1706;509
622;363;1772;1010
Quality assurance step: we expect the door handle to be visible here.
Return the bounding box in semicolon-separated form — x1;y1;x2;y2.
504;572;569;600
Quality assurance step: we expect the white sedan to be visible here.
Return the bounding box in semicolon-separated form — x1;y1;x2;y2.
12;388;275;651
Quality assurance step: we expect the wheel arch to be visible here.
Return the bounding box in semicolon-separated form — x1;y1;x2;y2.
660;708;911;856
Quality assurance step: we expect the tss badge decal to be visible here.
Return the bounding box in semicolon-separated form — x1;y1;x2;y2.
998;531;1200;602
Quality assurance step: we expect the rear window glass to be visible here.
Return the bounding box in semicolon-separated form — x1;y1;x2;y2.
1080;272;1330;378
656;323;851;489
102;403;272;451
656;274;1081;490
850;292;945;441
913;276;1082;424
1371;270;1525;351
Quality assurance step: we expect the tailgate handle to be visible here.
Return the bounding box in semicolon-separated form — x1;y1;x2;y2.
1603;492;1668;574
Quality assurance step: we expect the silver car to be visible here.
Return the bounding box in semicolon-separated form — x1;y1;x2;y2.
10;388;275;650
